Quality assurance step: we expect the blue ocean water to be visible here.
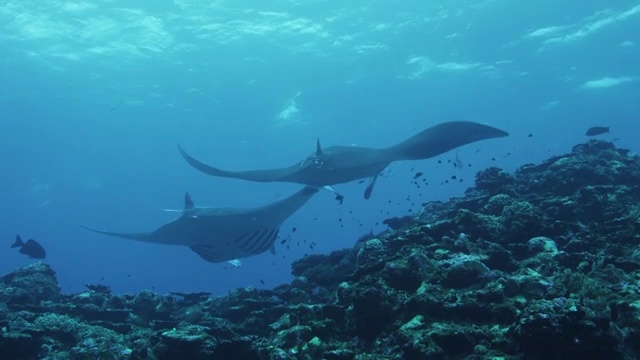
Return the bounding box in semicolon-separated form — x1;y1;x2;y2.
0;0;638;297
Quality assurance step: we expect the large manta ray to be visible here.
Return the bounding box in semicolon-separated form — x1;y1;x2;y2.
80;187;317;263
178;121;509;201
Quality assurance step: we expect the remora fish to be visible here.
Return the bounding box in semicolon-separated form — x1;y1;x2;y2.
80;187;317;263
11;235;47;259
178;121;509;201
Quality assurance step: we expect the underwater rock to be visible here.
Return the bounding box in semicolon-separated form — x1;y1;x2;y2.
506;268;553;300
382;215;413;230
301;336;323;358
454;209;503;241
156;325;218;360
481;193;514;215
380;257;423;292
290;249;355;288
481;240;515;271
85;283;112;296
34;313;131;359
273;324;313;348
513;298;624;359
0;329;39;359
131;290;173;321
474;166;516;195
105;294;128;310
169;292;211;306
396;315;444;358
441;256;490;289
526;236;558;255
355;238;385;270
72;290;108;307
501;200;545;243
0;262;60;307
347;285;394;342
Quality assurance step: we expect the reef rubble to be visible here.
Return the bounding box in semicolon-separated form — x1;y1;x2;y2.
2;140;640;359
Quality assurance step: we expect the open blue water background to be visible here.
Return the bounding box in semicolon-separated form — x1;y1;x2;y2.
1;0;638;296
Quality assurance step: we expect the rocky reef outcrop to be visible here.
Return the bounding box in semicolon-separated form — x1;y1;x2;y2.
2;140;640;359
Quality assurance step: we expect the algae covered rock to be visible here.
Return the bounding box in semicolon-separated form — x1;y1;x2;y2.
356;238;386;271
155;325;218;360
34;313;131;359
0;262;60;306
441;256;491;289
474;167;516;196
513;298;624;359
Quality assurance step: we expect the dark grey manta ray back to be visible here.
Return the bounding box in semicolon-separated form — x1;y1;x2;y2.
178;121;509;200
80;186;318;263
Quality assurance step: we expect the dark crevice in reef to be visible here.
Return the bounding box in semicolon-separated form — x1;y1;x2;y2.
2;140;640;359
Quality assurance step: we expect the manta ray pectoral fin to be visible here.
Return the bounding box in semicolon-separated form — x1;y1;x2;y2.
322;185;344;204
178;144;229;178
363;173;380;200
178;143;296;182
79;225;151;241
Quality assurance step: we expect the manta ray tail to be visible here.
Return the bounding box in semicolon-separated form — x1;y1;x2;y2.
386;121;509;161
79;225;150;241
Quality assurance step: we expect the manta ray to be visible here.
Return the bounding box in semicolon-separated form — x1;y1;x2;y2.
80;186;317;263
178;121;509;201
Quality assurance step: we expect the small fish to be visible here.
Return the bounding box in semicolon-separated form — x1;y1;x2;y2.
11;235;46;259
585;126;609;136
109;99;124;111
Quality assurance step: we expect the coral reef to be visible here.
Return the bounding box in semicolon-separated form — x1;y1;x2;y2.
2;140;640;359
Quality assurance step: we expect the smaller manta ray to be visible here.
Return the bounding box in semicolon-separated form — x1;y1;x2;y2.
178;121;509;201
80;187;317;263
11;235;46;259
